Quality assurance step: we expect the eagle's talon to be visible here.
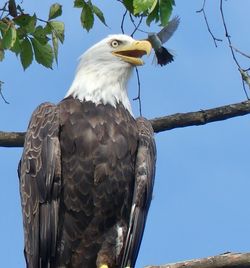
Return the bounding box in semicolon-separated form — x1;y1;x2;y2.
99;265;109;268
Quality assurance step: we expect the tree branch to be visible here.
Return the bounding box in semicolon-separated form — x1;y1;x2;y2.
0;131;25;147
151;99;250;133
144;252;250;268
1;100;250;147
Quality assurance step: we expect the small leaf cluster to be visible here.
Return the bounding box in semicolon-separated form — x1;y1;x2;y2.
0;2;65;69
74;0;107;32
123;0;175;26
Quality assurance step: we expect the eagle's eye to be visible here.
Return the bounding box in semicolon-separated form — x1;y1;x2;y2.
111;40;120;48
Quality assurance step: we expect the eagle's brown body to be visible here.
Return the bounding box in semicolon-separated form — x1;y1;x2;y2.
19;97;156;268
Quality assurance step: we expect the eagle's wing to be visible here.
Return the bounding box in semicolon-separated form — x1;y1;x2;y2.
121;117;156;268
18;102;61;268
157;16;180;44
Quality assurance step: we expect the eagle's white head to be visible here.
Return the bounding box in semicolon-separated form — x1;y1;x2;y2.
65;34;151;114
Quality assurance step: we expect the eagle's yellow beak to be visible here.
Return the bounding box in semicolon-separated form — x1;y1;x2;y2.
112;40;152;66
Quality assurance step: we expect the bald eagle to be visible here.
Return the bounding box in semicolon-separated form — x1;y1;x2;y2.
19;34;156;268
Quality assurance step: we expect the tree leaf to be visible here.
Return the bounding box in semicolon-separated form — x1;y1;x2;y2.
80;3;94;31
0;39;4;61
0;49;4;61
2;26;17;49
14;14;33;27
159;0;175;26
30;37;54;68
149;0;158;13
20;37;33;70
10;34;21;54
48;3;62;20
133;0;155;15
0;21;8;31
52;31;58;64
122;0;134;14
93;5;107;26
49;21;65;43
24;14;37;33
146;1;159;26
33;26;49;45
14;14;37;33
74;0;84;8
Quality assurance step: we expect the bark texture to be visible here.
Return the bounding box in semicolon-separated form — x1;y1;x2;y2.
145;252;250;268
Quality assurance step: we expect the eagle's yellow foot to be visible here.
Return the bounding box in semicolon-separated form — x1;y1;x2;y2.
99;265;109;268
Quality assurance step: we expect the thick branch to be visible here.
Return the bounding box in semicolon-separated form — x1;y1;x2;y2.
151;100;250;133
145;252;250;268
0;131;25;147
1;100;250;147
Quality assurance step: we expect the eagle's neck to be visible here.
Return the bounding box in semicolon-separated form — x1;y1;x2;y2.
65;61;133;115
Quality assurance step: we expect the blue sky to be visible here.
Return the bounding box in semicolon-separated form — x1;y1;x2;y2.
1;1;250;267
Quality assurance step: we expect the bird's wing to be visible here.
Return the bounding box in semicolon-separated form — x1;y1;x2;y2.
121;117;156;268
158;16;180;43
18;102;61;268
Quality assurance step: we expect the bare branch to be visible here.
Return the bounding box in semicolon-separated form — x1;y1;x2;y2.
144;252;250;268
130;14;143;37
0;131;25;147
151;99;250;133
231;45;250;59
133;67;142;116
196;0;222;47
0;81;10;104
121;10;127;34
1;100;250;147
220;0;241;68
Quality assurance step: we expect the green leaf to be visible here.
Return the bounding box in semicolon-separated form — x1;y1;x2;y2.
80;3;94;31
49;21;64;43
44;23;52;34
14;14;37;33
0;39;4;61
16;27;26;39
159;0;174;26
33;26;49;45
93;5;107;26
2;26;17;49
133;0;155;15
49;3;62;20
25;14;37;33
0;21;8;31
52;31;58;64
146;1;159;26
122;0;134;13
0;49;4;61
14;14;33;27
10;34;21;54
20;37;33;70
74;0;84;8
149;0;158;13
31;37;54;68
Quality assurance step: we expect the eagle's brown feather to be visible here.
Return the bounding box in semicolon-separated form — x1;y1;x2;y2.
19;97;155;268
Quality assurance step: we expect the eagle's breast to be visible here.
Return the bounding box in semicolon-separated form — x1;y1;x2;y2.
56;97;138;267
